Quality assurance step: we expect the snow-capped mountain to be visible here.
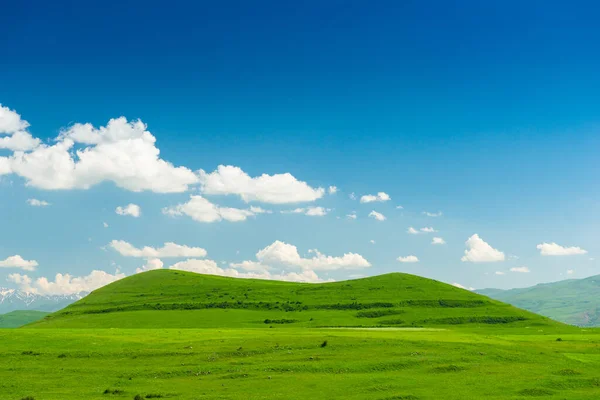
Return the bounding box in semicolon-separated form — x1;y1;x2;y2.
0;287;86;313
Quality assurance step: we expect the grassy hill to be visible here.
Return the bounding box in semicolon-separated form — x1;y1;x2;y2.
0;310;49;328
477;274;600;327
30;270;558;329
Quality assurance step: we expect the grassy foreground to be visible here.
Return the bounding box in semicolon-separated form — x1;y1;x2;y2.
3;271;600;399
2;327;600;399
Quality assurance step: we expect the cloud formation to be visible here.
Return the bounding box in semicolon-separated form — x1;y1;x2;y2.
8;269;125;295
452;282;475;291
432;237;446;245
163;195;260;223
27;198;50;207
536;242;587;256
423;211;442;217
0;255;38;271
281;206;330;217
198;165;324;204
360;192;391;203
397;255;419;263
369;211;386;221
510;267;530;273
115;203;141;218
461;234;505;262
0;104;40;151
109;240;208;258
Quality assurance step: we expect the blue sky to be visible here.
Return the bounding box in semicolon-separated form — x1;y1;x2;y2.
0;0;598;294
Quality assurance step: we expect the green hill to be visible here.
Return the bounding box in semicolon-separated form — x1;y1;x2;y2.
0;310;49;328
477;274;600;327
30;270;558;329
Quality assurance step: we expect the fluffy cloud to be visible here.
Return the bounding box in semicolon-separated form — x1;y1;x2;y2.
109;240;208;258
408;226;438;234
135;258;164;273
115;203;141;217
369;210;386;221
0;255;38;271
495;271;505;275
432;237;446;245
567;269;574;275
360;192;391;203
0;104;40;151
328;186;338;194
452;282;475;291
420;227;437;233
536;242;588;256
103;222;109;228
198;165;324;204
370;240;375;244
281;206;330;217
163;195;263;223
2;114;198;192
461;234;505;262
346;212;357;220
423;211;442;217
397;255;419;263
8;269;125;295
407;227;419;235
510;267;530;273
27;198;50;207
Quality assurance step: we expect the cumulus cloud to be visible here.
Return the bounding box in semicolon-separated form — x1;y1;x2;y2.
8;269;125;295
536;242;588;256
369;210;386;221
349;192;357;200
461;234;505;262
109;240;208;258
198;165;324;204
346;212;357;220
115;203;141;217
510;267;530;273
495;271;505;275
328;186;338;194
432;237;446;245
4;116;198;192
370;240;375;244
397;255;419;263
567;269;574;275
135;258;164;273
103;222;109;228
0;255;38;271
360;192;391;203
396;205;403;209
452;282;475;291
407;227;419;235
0;104;40;151
163;195;262;223
281;206;330;217
27;198;50;207
420;227;437;233
423;211;442;217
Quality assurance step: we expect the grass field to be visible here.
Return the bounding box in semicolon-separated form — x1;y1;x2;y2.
2;271;600;399
0;310;48;328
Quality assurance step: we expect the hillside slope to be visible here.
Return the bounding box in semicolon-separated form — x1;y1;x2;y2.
0;310;49;328
478;274;600;326
30;270;559;329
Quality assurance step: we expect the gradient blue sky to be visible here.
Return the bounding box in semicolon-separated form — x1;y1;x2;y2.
0;0;598;294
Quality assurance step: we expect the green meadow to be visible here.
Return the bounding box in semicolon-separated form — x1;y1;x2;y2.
2;270;600;399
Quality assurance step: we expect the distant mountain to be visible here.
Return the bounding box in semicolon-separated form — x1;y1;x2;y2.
0;310;49;328
0;287;85;314
477;275;600;327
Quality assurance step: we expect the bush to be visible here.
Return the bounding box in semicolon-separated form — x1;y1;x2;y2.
356;309;404;318
321;340;328;348
104;389;124;394
134;396;144;400
21;397;35;400
263;319;297;324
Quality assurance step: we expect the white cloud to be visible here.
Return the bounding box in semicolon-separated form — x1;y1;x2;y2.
349;192;357;200
198;165;324;204
257;241;370;271
432;237;446;245
452;282;475;291
420;227;437;233
423;211;442;217
370;240;375;244
328;186;338;194
396;205;403;209
249;206;272;214
360;192;391;203
27;198;50;207
461;234;505;262
163;195;260;223
567;269;574;275
5;116;198;192
103;222;109;228
346;212;357;220
495;271;505;275
115;203;141;218
281;206;330;217
109;240;208;258
0;255;38;271
0;104;40;151
172;258;330;283
397;255;419;263
510;267;530;273
8;269;125;295
407;227;419;235
536;242;588;256
369;210;386;221
136;258;164;273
